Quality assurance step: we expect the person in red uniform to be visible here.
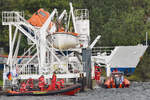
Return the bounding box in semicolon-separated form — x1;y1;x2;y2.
20;81;27;92
38;75;45;91
113;68;118;73
94;64;99;80
56;79;64;90
26;78;34;89
59;79;64;88
56;81;61;90
51;72;57;90
94;63;102;84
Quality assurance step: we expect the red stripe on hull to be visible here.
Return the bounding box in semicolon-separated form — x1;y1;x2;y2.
61;88;80;96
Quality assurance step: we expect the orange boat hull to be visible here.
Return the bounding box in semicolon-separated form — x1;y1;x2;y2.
104;77;130;88
6;84;81;96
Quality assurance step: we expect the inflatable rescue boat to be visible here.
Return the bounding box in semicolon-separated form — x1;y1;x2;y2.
5;74;81;96
6;84;81;96
104;72;130;88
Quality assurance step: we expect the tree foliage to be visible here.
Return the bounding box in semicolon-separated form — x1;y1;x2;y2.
0;0;150;51
0;0;150;80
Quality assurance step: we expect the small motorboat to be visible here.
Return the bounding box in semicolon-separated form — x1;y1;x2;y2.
104;71;130;88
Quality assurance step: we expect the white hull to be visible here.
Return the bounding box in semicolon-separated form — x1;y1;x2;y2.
52;32;79;50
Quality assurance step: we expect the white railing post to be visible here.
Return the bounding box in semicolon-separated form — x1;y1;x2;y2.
3;64;6;89
69;2;77;33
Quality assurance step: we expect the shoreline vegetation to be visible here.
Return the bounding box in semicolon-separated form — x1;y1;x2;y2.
127;47;150;82
1;0;150;53
0;80;2;86
0;70;2;86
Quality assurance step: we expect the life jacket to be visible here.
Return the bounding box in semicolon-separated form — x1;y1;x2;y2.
113;69;118;72
26;78;34;89
95;71;101;80
38;75;45;90
94;65;101;80
20;82;27;92
60;79;64;87
56;81;61;90
52;74;56;83
51;73;57;90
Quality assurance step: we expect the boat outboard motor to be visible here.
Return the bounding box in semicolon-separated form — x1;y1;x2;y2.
114;77;120;88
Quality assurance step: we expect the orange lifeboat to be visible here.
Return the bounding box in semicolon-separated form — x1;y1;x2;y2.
27;8;50;27
104;72;130;88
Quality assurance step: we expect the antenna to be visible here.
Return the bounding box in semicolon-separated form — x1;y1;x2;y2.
146;32;148;46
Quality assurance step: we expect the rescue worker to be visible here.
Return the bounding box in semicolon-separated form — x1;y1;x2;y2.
26;78;34;89
56;81;61;90
95;69;101;83
56;79;64;90
94;63;99;80
110;76;116;88
51;72;57;90
119;74;124;88
20;81;27;92
113;68;118;73
38;75;45;91
59;79;64;88
94;63;102;84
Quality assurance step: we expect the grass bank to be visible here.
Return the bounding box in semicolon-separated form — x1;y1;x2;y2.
127;47;150;82
0;80;2;86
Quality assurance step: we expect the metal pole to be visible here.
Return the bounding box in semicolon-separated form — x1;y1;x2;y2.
146;32;148;46
39;9;57;73
8;25;12;69
82;48;92;89
13;33;21;65
3;64;6;89
106;64;111;77
70;2;77;33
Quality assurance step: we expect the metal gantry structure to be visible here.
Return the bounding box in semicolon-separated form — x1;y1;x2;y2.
2;3;98;89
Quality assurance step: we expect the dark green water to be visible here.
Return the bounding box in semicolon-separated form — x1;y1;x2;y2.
1;82;150;100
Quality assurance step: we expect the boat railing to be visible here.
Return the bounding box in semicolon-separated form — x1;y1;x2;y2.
16;64;39;75
2;11;35;29
74;9;89;20
2;11;39;45
92;47;115;56
16;62;83;75
0;57;7;64
2;11;24;25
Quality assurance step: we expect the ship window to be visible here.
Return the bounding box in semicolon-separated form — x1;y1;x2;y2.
39;11;46;17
